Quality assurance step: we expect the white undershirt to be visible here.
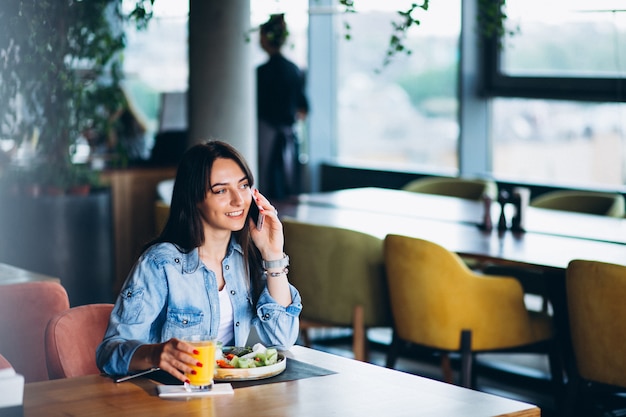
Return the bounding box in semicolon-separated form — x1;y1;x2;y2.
217;284;234;345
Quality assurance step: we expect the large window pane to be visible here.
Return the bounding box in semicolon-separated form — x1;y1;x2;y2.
502;0;626;77
492;98;626;187
336;1;460;174
122;0;189;160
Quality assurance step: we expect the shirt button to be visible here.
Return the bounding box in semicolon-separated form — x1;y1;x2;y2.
235;322;240;327
174;258;180;263
126;291;132;297
264;313;271;319
182;319;188;325
225;265;230;270
230;290;236;295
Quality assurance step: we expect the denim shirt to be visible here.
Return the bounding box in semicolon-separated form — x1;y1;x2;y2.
96;239;302;376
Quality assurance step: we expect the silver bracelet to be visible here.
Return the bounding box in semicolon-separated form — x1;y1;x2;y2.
262;253;289;270
265;267;289;278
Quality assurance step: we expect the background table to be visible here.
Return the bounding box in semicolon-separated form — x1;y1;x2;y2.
24;346;539;417
298;187;626;245
277;200;626;271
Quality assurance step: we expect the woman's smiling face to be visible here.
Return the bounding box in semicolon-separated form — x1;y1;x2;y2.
196;157;252;233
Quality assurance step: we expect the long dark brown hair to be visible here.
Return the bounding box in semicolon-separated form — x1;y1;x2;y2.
149;140;264;301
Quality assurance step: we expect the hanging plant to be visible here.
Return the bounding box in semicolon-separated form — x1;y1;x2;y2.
338;0;510;68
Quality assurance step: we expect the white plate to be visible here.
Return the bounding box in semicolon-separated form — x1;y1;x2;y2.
214;352;286;382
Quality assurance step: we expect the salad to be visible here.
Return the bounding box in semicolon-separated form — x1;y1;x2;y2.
215;343;280;369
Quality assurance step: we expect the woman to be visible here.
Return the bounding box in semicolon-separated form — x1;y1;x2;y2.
96;140;301;382
257;13;309;199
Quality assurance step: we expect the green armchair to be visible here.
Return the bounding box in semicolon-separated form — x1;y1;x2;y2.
282;218;392;361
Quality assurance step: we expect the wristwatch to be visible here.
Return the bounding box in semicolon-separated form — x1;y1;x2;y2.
262;253;289;269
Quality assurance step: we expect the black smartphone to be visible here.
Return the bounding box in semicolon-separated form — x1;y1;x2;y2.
249;189;264;231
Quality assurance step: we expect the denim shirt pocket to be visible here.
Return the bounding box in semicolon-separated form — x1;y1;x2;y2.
117;286;144;324
163;308;205;339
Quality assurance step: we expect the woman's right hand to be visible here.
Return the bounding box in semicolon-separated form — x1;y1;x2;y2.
130;338;202;383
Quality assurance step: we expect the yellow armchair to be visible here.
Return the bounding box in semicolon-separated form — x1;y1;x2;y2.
401;176;498;200
282;218;392;361
566;259;626;415
401;176;497;270
383;234;555;388
531;190;625;218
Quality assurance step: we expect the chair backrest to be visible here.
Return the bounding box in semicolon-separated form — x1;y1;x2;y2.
401;176;498;200
383;234;548;351
566;260;626;388
282;218;392;328
0;353;12;370
0;281;70;382
531;190;625;217
154;200;170;235
45;303;114;379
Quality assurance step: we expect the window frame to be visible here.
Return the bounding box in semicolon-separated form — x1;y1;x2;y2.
481;8;626;103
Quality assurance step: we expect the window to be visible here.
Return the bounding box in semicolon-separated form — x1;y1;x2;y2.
486;0;626;188
335;0;461;174
121;0;189;159
491;98;626;187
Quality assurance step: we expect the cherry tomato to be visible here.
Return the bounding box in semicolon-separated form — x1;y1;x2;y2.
216;359;234;369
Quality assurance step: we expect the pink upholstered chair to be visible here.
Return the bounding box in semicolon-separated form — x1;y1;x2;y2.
45;303;114;379
0;281;70;382
0;353;13;370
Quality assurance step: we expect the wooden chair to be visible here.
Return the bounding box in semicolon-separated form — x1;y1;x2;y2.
282;218;392;361
402;176;498;200
154;200;170;235
0;281;70;382
531;190;625;218
45;303;114;379
383;234;558;388
154;178;174;235
565;260;626;416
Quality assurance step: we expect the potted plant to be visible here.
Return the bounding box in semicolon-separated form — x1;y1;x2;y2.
0;0;154;306
0;0;154;194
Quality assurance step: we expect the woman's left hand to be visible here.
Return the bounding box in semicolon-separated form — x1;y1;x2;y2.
249;189;284;260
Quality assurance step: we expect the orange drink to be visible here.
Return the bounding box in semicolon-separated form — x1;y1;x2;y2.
184;337;216;392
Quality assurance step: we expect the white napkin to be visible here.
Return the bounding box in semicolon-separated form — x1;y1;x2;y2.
157;383;234;398
0;367;24;408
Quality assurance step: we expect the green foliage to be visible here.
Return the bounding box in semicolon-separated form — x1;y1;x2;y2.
478;0;516;44
381;1;429;69
336;0;509;69
397;64;457;113
0;0;154;192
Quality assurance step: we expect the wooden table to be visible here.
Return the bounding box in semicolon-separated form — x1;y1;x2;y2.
24;346;539;417
298;187;626;245
277;201;626;271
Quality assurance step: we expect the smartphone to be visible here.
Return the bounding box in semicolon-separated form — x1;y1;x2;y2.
250;189;264;231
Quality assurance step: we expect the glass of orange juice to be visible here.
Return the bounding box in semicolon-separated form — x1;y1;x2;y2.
183;336;216;392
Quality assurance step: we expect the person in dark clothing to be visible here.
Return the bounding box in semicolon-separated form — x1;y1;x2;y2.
257;14;309;200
